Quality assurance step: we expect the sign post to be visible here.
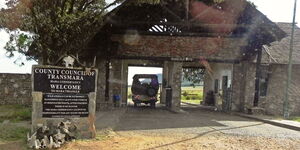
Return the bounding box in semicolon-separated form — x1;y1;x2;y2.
31;65;98;138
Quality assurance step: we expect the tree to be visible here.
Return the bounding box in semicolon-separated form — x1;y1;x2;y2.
0;0;160;65
182;68;205;85
0;0;255;67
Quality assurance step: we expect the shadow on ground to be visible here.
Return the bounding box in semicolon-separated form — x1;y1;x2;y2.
95;104;259;131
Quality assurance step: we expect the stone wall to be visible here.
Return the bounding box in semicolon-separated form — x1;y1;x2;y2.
165;61;182;108
231;63;300;116
242;63;256;109
95;59;107;110
231;62;256;112
108;59;123;107
111;34;246;61
262;64;300;116
0;73;32;105
231;63;243;111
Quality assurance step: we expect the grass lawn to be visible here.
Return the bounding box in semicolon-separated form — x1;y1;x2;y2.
181;99;202;104
181;86;203;104
291;117;300;122
0;105;31;123
0;105;31;144
127;86;203;105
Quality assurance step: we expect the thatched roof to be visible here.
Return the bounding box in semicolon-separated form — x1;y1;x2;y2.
262;23;300;64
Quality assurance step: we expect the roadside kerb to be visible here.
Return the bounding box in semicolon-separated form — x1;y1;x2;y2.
234;113;300;132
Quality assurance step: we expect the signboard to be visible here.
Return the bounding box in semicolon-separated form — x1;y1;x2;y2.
33;66;97;118
42;93;89;118
33;67;96;94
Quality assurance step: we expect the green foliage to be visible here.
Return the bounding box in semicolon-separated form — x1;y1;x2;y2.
191;95;198;100
1;0;166;65
186;96;191;100
1;0;113;64
182;68;205;84
4;31;34;65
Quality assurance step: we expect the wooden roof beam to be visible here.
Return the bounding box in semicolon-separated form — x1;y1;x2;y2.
110;21;250;29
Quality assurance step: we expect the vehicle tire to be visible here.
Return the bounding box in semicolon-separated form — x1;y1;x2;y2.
147;88;156;97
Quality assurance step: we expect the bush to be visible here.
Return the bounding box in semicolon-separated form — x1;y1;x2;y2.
182;91;188;97
191;95;197;100
186;96;191;100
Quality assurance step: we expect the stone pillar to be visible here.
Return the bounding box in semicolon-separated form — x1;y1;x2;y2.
120;60;128;106
170;62;183;108
161;61;182;109
108;59;125;108
231;63;243;111
96;59;107;111
160;61;169;104
236;62;256;112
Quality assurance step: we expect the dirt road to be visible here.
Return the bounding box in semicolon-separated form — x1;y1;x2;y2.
61;105;300;150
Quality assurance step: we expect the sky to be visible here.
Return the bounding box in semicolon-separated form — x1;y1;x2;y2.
0;0;299;74
128;67;162;84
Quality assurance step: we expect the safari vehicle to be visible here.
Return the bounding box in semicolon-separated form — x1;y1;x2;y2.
131;74;159;108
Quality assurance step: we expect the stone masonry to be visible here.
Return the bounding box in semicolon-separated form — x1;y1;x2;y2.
111;34;247;61
262;64;300;116
0;73;32;105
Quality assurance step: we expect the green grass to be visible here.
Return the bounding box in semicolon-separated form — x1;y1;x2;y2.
181;86;203;104
181;99;202;104
0;125;30;141
291;117;300;122
0;105;31;142
127;86;203;105
0;105;31;123
181;86;203;91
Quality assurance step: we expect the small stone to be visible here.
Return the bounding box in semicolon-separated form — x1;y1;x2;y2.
2;120;10;124
13;83;19;88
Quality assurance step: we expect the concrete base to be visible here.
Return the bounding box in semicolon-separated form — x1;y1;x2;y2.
248;107;265;115
169;107;189;114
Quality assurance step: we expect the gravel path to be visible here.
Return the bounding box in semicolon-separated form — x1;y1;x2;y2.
107;106;300;139
61;106;300;150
